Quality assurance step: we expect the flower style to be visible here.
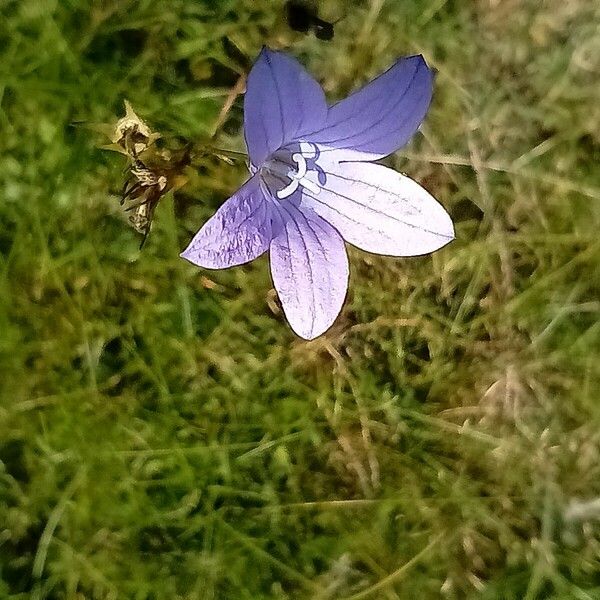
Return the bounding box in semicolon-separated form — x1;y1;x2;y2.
181;48;454;339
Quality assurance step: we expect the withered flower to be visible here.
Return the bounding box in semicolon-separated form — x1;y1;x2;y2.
101;101;189;247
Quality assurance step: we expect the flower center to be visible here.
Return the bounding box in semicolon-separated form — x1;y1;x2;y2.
259;142;322;200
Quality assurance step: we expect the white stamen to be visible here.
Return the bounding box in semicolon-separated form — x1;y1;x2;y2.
298;175;320;195
277;178;299;199
291;153;307;178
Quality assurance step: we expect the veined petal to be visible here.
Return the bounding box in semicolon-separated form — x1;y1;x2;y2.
244;48;328;168
300;161;454;256
308;55;433;161
181;176;274;269
269;204;348;340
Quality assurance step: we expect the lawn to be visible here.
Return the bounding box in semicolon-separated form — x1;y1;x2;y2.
1;0;599;598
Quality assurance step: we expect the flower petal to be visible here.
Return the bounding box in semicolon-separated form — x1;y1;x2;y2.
269;203;348;340
300;161;454;256
180;176;274;269
308;55;433;161
244;48;328;168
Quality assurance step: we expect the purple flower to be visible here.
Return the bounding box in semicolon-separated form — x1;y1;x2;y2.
181;48;454;340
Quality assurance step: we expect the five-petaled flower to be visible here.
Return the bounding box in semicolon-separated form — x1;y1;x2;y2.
181;48;454;340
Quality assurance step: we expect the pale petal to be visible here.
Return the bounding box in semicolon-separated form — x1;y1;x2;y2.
180;176;274;269
244;48;327;168
300;161;454;256
308;55;433;161
269;203;348;340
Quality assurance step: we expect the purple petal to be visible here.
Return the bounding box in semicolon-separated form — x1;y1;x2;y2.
244;48;328;168
300;160;454;256
180;176;274;269
308;55;433;161
269;204;348;340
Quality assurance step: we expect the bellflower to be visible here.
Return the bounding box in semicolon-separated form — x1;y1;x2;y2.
181;48;454;339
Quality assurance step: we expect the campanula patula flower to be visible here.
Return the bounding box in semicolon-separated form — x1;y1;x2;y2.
181;48;454;339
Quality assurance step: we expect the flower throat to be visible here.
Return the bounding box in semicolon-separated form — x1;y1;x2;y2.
259;142;321;200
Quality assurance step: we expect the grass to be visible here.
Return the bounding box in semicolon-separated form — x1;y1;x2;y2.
1;0;599;598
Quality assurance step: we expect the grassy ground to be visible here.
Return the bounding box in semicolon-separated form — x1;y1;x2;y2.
1;0;599;598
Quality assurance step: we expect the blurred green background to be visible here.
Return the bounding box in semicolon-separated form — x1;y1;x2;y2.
1;0;599;598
